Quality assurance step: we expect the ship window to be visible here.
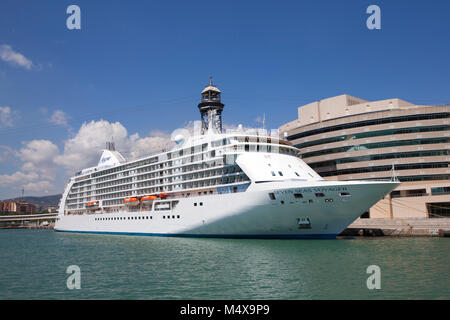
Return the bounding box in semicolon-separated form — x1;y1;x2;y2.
163;216;165;219
309;199;313;203
315;193;325;197
295;172;300;177
294;193;303;198
278;171;283;176
177;215;180;218
339;192;351;197
200;202;203;206
269;193;276;200
172;215;175;219
325;198;334;202
271;171;276;176
194;203;197;206
281;200;284;204
167;215;170;219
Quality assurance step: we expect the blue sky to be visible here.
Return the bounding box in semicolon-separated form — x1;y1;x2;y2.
0;0;449;199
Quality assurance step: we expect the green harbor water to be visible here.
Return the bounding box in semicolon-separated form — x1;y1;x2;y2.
0;229;448;299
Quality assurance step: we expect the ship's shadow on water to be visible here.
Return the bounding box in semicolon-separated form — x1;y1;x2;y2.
0;229;448;299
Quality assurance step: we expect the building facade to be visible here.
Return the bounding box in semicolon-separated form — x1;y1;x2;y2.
279;94;450;219
0;201;36;214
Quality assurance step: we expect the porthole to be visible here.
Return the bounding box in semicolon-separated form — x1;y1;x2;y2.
315;193;325;197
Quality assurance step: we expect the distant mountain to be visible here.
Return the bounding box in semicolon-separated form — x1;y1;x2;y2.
2;194;62;208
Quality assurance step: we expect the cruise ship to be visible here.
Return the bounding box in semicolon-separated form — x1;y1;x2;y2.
55;78;399;238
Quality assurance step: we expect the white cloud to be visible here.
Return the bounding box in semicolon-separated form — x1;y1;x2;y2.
23;181;52;194
0;171;39;186
20;140;59;180
129;130;174;160
55;120;129;172
1;120;177;197
55;120;174;173
0;145;17;162
0;45;33;70
0;106;13;127
0;140;59;197
49;110;69;126
20;140;59;165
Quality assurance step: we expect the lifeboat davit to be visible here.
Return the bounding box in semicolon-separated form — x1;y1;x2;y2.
141;195;157;204
123;197;140;206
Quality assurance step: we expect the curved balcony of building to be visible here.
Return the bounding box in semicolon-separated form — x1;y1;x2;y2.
282;106;449;141
316;160;448;178
302;143;450;165
324;167;450;182
298;130;449;156
334;155;450;171
310;155;449;176
291;118;449;149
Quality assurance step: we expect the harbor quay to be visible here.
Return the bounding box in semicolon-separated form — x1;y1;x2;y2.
0;213;57;229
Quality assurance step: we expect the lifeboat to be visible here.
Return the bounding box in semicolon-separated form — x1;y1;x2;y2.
158;193;169;199
141;195;157;204
123;197;140;206
86;201;100;210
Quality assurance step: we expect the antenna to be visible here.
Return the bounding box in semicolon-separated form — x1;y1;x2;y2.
106;138;116;151
390;163;399;182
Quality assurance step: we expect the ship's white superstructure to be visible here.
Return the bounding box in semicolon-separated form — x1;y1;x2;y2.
55;79;398;238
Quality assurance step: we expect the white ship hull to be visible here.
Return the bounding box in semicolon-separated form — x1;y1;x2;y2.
55;180;397;239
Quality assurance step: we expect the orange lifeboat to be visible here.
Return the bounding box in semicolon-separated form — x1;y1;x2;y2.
158;193;169;199
141;195;157;204
86;201;100;210
123;197;139;206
